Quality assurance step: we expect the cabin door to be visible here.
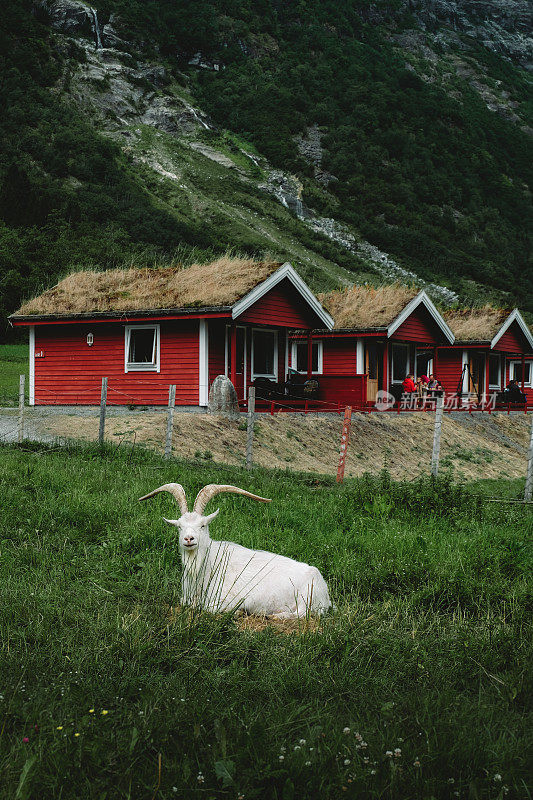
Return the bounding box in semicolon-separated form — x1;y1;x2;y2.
365;342;383;403
468;353;485;397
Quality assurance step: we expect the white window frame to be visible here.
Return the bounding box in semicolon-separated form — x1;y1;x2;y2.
251;328;278;380
125;324;160;373
508;360;532;387
291;340;323;374
488;353;502;389
391;343;410;384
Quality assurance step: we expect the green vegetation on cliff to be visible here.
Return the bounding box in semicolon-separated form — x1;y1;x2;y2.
0;0;531;340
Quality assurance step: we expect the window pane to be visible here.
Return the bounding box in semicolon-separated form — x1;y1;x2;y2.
512;363;530;383
129;329;155;364
295;342;319;372
296;343;306;372
254;331;276;376
392;345;409;382
366;343;378;379
489;355;500;386
416;351;432;378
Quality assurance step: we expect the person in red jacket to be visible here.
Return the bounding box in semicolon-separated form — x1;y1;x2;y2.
402;374;416;394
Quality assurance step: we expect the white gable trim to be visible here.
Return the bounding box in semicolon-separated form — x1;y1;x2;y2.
387;290;455;344
232;262;334;329
490;308;533;351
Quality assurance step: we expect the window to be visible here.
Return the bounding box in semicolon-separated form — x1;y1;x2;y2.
366;342;379;380
291;340;323;374
392;344;409;383
488;354;501;388
415;350;433;379
125;325;160;372
509;361;531;386
252;329;277;378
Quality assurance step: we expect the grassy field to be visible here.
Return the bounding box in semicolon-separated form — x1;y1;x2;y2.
0;442;531;799
0;345;28;406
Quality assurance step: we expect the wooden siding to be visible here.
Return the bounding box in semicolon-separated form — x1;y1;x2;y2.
434;348;463;396
237;279;322;328
391;306;443;343
319;374;367;406
34;321;199;405
493;322;530;353
322;338;357;375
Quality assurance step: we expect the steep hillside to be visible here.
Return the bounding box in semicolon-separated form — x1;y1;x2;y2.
0;0;531;339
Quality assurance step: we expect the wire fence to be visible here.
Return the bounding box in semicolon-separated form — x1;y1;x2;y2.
3;375;533;501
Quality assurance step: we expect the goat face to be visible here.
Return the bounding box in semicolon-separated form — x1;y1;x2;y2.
164;509;219;554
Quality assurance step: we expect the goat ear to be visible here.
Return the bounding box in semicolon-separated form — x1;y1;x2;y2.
203;508;220;525
162;517;180;527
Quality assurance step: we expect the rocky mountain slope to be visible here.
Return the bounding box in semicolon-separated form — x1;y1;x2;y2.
0;0;531;336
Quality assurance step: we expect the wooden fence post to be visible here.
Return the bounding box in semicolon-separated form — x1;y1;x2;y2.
431;394;444;477
165;384;176;459
98;377;108;446
246;387;255;470
336;406;352;484
18;374;25;443
524;413;533;502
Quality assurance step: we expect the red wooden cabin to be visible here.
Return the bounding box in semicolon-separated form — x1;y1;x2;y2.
290;289;455;406
437;308;533;403
10;261;333;407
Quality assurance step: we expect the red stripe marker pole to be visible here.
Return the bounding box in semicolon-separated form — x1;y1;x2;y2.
336;406;352;484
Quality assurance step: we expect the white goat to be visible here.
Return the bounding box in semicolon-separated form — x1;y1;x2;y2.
139;483;332;619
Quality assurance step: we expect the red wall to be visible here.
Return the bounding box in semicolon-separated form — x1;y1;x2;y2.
319;374;367;406
391;306;443;343
237;279;322;328
34;321;199;405
322;338;357;375
493;322;529;353
434;348;463;395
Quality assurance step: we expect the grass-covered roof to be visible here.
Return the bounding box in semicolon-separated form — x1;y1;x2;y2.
14;258;282;317
442;306;510;342
318;284;419;330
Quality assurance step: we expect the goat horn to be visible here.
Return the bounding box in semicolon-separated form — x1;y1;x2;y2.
193;484;271;515
138;483;188;515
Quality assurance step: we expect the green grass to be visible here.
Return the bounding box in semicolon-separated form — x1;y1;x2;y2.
0;442;531;799
0;344;28;406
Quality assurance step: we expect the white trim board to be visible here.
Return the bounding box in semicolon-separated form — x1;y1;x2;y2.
232;262;334;329
387;290;455;344
199;319;209;406
491;308;533;351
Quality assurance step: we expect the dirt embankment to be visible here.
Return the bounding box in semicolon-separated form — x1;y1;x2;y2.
31;408;531;481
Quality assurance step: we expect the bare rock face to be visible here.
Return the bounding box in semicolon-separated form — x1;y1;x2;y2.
406;0;533;67
44;0;94;36
208;376;240;419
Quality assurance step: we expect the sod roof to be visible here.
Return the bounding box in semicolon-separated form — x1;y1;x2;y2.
14;258;282;318
318;284;419;330
442;306;510;342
